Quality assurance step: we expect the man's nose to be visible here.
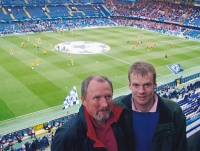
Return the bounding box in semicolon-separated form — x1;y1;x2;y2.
100;97;108;107
138;86;145;93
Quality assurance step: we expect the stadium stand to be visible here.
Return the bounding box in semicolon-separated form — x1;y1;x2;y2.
46;5;71;18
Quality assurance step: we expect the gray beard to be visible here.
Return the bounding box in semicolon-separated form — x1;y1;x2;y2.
93;113;110;122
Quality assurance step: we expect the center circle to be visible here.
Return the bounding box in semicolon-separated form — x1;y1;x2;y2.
55;41;110;54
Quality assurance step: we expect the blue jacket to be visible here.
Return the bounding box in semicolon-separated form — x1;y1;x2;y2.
51;105;128;151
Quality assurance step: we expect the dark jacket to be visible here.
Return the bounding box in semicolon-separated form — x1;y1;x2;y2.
51;105;128;151
114;93;187;151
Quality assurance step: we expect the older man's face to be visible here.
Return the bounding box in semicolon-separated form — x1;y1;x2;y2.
82;80;113;124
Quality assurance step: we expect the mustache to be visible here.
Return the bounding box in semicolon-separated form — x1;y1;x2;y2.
96;107;111;114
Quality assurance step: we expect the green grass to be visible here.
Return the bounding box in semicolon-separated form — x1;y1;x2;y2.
0;26;200;121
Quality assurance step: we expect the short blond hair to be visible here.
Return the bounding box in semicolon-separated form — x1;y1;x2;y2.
128;61;156;82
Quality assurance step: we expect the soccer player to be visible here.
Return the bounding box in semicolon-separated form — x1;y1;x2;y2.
165;54;168;60
10;48;13;54
154;43;157;48
21;41;25;47
137;41;140;46
37;38;41;43
37;46;40;51
31;61;34;69
43;50;47;56
132;45;134;50
170;44;173;50
147;45;152;51
67;50;71;57
70;59;74;65
36;58;40;66
33;43;36;48
71;30;76;36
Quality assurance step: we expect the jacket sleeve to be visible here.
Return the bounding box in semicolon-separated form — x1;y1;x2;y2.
51;118;79;151
173;106;187;151
51;126;70;151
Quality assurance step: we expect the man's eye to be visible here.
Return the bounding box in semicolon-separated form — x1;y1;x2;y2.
144;84;151;87
133;84;139;87
105;95;112;100
93;96;100;101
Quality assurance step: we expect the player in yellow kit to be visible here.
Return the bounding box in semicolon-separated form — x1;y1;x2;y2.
67;50;71;57
36;58;40;66
10;48;13;54
43;50;47;56
31;61;34;69
70;59;74;66
21;41;25;47
38;38;41;42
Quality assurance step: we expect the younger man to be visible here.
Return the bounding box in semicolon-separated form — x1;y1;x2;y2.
114;61;187;151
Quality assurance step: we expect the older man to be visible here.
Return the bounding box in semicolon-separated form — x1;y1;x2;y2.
51;75;128;151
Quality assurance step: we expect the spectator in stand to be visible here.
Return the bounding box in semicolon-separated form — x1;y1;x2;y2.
38;137;45;151
43;135;49;148
31;128;36;139
0;143;3;151
0;136;3;144
31;140;37;151
25;141;30;151
10;146;14;151
16;135;22;143
50;132;54;142
47;121;52;133
114;61;187;151
21;144;26;151
6;133;13;143
0;135;6;144
51;75;128;151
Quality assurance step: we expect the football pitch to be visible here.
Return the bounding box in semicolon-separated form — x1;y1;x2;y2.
0;26;200;121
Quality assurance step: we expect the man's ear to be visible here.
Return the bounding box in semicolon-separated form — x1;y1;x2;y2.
154;81;157;89
81;96;86;106
128;82;131;90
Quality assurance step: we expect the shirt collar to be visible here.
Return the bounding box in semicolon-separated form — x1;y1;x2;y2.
132;93;158;112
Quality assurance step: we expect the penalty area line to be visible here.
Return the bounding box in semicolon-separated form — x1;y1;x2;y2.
101;53;131;65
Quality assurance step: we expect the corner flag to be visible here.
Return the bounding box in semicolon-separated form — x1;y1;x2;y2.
62;86;79;110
